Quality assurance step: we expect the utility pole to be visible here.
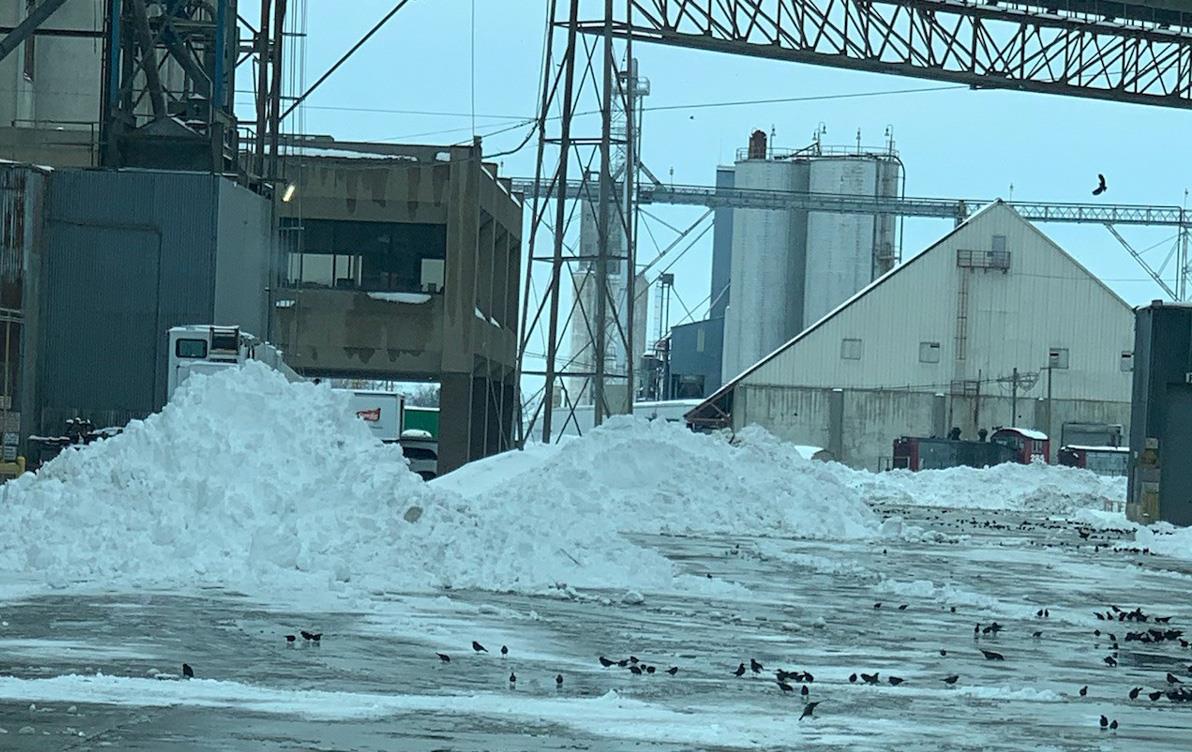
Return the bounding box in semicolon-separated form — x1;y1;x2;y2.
1010;367;1019;427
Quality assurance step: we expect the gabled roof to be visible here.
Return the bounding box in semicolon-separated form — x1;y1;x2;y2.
686;200;1132;425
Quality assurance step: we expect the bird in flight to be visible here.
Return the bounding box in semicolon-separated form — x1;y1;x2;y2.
1092;174;1107;196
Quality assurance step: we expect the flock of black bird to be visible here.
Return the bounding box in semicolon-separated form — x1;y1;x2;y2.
166;507;1185;736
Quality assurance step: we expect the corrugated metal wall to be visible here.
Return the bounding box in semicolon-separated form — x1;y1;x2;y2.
37;170;273;433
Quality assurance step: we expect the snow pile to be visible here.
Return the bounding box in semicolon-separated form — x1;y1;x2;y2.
472;419;881;541
1134;523;1192;561
0;366;880;597
839;461;1125;512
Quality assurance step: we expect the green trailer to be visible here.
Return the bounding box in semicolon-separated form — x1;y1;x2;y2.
402;407;439;439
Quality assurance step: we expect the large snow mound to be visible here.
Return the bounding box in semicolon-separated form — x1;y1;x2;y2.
0;365;880;597
839;460;1125;512
467;420;881;541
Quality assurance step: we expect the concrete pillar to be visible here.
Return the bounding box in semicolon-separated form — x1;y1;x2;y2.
828;388;844;461
932;392;947;439
438;372;472;474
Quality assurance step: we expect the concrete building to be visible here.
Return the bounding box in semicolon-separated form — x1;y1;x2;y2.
271;143;522;473
687;202;1134;469
0;0;104;167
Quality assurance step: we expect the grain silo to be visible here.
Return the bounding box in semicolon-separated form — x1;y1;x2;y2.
719;131;903;382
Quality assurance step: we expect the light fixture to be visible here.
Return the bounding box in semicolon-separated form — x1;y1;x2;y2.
281;183;296;203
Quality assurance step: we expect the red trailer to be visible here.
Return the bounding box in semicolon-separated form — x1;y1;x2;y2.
990;428;1050;464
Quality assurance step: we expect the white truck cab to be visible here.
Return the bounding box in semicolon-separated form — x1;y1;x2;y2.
168;325;298;399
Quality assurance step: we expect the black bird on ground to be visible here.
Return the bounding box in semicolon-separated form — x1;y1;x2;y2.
1099;714;1109;729
801;684;810;697
182;663;194;679
509;671;516;685
1110;720;1119;730
898;604;908;610
629;656;639;664
500;645;508;656
980;649;1005;661
646;665;657;674
750;658;764;673
940;649;948;656
734;663;747;677
1167;672;1182;684
629;665;643;675
799;701;821;720
473;641;488;653
1033;631;1043;638
436;653;451;663
617;659;630;667
1104;655;1118;667
777;680;795;693
667;666;678;675
943;674;959;685
310;633;321;643
873;602;882;609
599;656;614;667
1093;174;1107;196
1079;685;1088;697
888;676;906;686
1149;690;1164;701
300;630;314;641
849;673;858;684
1129;687;1142;700
861;672;880;685
285;635;296;643
801;671;815;683
555;674;564;687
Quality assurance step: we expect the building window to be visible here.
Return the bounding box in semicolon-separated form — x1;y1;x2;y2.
22;0;35;81
919;341;941;363
1120;351;1133;372
696;327;705;353
841;338;862;360
1047;347;1069;370
992;234;1007;253
175;338;208;359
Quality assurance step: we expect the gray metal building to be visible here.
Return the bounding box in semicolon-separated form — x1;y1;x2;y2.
668;318;724;399
1127;301;1192;526
29;168;274;435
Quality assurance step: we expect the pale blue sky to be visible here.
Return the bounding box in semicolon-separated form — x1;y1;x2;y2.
261;0;1192;337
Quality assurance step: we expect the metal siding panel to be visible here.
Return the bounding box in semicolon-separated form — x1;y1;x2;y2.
214;180;272;337
40;170;223;428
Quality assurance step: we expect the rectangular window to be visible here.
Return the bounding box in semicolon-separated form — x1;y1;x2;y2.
696;327;706;353
1048;347;1070;370
1120;351;1133;372
919;341;941;363
841;338;862;360
992;234;1007;253
175;338;208;359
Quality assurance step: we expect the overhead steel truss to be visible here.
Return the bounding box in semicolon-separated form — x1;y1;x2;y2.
511;177;1191;227
581;0;1192;108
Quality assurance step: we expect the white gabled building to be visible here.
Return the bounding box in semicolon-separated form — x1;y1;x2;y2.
687;201;1135;470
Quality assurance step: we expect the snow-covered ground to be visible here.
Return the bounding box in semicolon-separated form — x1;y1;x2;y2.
0;366;1188;750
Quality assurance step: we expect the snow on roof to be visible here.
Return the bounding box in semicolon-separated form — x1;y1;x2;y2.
1064;445;1129;453
997;427;1049;440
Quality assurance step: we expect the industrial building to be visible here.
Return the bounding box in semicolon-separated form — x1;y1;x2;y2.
1127;302;1192;526
667;130;903;399
687;202;1134;469
0;162;274;457
0;0;103;167
271;143;523;473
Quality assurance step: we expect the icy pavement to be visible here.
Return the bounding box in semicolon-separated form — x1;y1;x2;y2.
0;504;1189;751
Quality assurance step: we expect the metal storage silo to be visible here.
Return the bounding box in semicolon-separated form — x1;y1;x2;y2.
721;149;809;382
802;153;901;327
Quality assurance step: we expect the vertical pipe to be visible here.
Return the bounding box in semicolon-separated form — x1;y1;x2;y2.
106;0;123;117
593;0;614;425
541;0;581;443
623;0;636;413
1011;367;1018;426
212;0;228;110
267;0;287;179
255;0;273;177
